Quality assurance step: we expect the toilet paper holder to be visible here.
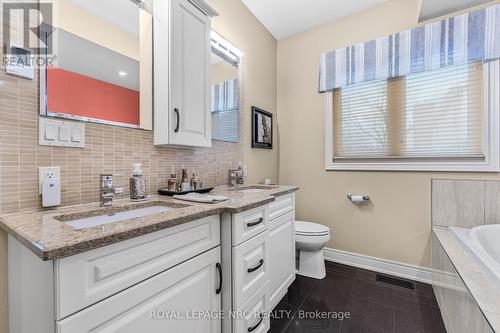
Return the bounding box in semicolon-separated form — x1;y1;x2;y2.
347;193;370;202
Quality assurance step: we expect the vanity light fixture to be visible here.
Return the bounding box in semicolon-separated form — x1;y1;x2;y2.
211;31;243;66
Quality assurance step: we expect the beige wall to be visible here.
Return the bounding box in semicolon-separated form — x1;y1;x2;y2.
211;60;238;85
208;0;279;184
277;0;500;268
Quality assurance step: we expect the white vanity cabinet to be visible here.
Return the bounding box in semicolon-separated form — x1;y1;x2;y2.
57;247;221;333
221;193;296;333
153;0;217;147
8;215;222;333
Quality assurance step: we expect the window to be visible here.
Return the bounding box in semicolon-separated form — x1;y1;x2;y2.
212;108;238;142
326;60;500;171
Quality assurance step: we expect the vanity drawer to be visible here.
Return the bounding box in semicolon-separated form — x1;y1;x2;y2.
233;282;270;333
232;230;270;308
232;205;269;246
268;193;295;223
55;215;220;319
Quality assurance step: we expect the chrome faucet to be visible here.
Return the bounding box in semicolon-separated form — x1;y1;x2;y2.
228;169;238;188
100;174;114;206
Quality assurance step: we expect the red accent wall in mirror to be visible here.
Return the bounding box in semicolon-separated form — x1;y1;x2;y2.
47;67;140;126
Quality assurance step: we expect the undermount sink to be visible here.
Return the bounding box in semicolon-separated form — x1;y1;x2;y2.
233;185;279;193
55;201;189;230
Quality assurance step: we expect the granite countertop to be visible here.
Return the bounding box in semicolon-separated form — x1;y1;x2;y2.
433;226;500;332
0;185;298;261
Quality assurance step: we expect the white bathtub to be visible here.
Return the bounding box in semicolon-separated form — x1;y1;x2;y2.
451;225;500;289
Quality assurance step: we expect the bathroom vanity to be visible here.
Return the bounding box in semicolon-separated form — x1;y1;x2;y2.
1;185;298;333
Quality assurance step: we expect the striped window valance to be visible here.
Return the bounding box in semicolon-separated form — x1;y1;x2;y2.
211;79;238;112
318;4;500;93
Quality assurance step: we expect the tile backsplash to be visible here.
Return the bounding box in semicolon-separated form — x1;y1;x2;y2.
432;179;500;227
0;62;242;215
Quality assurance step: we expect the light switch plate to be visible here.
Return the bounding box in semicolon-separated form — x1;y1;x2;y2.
44;124;57;141
71;127;81;142
39;118;85;148
59;126;70;142
39;167;60;194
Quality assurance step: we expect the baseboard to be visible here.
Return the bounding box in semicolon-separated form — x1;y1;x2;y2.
323;247;434;284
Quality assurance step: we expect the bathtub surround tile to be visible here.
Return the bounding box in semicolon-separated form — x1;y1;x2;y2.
269;262;445;333
432;227;499;332
485;181;500;224
454;277;485;333
432;180;485;227
432;178;500;227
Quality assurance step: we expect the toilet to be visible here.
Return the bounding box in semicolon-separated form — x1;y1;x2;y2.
295;221;331;279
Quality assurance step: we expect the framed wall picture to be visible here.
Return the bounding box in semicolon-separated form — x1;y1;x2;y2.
252;106;273;149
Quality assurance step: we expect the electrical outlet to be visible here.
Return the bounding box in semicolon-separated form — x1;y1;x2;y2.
39;167;60;194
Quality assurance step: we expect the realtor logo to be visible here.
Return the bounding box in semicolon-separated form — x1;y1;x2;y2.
3;2;53;55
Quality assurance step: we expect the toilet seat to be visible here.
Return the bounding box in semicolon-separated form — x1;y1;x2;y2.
295;221;330;237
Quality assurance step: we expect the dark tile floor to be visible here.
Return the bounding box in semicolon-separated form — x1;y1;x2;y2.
269;262;447;333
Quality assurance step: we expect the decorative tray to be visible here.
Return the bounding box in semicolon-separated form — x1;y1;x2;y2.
158;187;214;197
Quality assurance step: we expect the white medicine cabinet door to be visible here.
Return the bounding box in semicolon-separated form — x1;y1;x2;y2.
154;0;212;147
57;246;222;333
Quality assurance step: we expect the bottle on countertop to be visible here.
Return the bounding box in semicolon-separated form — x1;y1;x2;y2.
181;168;191;192
236;161;245;185
190;171;202;190
167;165;179;192
129;163;147;201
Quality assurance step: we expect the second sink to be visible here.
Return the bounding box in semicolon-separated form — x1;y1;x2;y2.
232;185;279;193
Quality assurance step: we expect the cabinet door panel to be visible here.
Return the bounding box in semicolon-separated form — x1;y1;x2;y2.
170;0;211;147
57;247;221;333
268;211;295;310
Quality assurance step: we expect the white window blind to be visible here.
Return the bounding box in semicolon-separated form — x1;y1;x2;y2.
335;80;388;157
212;109;238;142
333;62;484;161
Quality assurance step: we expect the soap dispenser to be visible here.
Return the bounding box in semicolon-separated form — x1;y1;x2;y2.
130;163;147;201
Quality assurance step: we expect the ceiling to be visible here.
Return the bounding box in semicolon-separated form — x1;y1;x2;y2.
419;0;492;22
54;29;139;91
69;0;140;36
241;0;387;40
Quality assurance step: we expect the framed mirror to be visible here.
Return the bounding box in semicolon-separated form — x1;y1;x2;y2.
210;31;243;143
39;0;153;130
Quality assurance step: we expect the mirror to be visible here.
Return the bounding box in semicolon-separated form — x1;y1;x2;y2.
210;32;242;143
40;0;153;130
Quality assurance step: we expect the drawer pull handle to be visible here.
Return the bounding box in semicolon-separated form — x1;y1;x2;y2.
174;108;180;133
246;217;264;228
248;313;263;332
247;259;264;273
216;263;222;295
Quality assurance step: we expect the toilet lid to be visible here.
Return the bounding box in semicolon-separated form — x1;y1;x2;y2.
295;221;330;236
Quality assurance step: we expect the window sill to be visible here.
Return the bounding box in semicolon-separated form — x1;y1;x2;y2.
325;161;500;172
